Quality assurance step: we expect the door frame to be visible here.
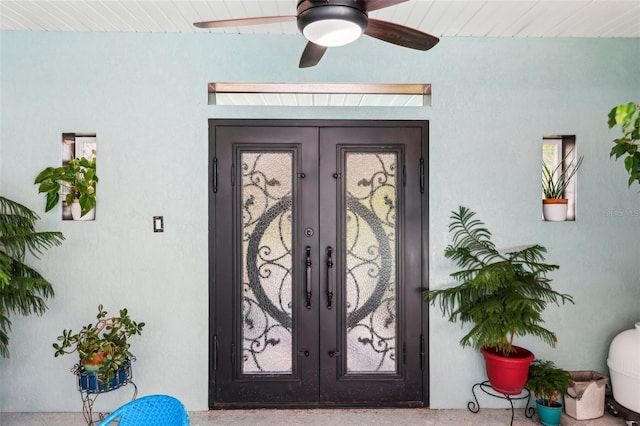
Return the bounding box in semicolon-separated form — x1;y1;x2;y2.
208;119;430;409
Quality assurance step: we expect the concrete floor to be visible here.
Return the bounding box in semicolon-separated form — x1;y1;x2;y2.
0;409;628;426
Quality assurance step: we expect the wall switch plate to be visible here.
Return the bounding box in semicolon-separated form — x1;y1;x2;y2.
153;216;164;232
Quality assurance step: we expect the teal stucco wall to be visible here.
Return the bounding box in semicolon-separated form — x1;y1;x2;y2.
1;31;639;411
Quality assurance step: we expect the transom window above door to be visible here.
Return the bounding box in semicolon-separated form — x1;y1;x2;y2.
208;82;432;107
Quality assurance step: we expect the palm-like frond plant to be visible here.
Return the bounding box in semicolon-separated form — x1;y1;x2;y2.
0;196;64;357
423;206;574;356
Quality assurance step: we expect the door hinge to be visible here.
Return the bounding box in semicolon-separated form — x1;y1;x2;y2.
231;163;235;187
419;158;425;194
231;342;236;367
212;157;218;193
212;335;218;372
403;165;407;187
420;334;425;370
403;341;407;365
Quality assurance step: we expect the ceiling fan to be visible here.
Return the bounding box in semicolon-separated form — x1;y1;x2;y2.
194;0;439;68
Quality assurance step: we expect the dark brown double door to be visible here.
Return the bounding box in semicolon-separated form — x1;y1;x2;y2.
209;120;428;408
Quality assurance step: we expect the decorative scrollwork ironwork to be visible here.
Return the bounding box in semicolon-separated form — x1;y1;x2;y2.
240;151;398;374
345;152;397;373
242;153;293;374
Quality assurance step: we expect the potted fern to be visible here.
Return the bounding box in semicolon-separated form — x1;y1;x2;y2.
527;359;572;426
542;148;583;221
424;206;574;395
53;305;145;390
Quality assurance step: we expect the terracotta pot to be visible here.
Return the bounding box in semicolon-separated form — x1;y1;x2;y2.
82;351;106;373
542;198;568;221
481;345;534;395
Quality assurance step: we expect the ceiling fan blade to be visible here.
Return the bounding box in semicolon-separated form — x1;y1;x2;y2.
299;42;328;68
363;0;409;12
364;18;439;51
194;15;295;29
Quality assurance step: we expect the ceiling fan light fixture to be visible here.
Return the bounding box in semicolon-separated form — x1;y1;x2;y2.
303;19;364;47
196;0;439;68
297;2;368;48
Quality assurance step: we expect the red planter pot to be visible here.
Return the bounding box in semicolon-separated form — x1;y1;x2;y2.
481;346;534;395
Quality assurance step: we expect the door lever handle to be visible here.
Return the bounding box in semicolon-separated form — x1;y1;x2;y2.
326;246;334;309
328;350;341;358
305;246;312;309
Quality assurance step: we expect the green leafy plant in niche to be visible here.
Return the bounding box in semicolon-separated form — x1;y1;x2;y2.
34;157;98;217
423;206;574;357
608;102;640;189
0;196;64;357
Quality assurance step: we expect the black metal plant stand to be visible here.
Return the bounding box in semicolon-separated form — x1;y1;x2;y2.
73;360;137;425
468;381;535;426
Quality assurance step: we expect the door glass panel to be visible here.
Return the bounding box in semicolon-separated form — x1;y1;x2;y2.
344;152;398;374
241;152;293;374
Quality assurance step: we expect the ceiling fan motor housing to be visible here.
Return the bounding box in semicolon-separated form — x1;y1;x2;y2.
297;0;368;46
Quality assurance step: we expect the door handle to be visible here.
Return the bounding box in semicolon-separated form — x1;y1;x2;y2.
305;246;312;309
328;350;341;358
326;246;334;309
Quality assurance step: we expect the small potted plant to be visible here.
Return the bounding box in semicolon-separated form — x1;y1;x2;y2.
53;305;145;390
34;156;98;220
527;359;572;426
423;206;574;395
542;148;583;221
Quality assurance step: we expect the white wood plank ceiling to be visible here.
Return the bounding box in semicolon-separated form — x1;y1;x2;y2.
1;0;639;38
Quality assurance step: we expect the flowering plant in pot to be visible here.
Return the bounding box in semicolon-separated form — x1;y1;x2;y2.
34;156;98;219
53;305;145;386
423;206;574;394
526;359;572;426
542;148;583;221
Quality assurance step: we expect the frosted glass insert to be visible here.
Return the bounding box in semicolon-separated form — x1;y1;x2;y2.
241;152;293;374
345;152;397;374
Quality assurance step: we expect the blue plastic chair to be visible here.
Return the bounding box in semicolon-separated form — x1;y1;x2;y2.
98;394;190;425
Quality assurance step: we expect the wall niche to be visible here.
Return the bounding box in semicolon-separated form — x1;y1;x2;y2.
61;133;97;220
542;135;581;222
